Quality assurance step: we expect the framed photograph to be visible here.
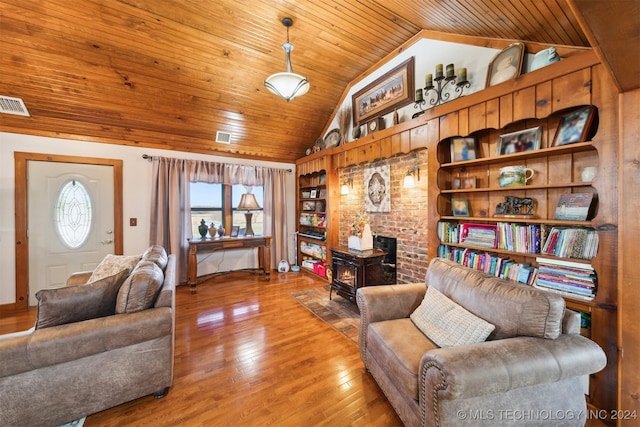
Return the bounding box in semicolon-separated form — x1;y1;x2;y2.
497;126;542;155
302;201;316;211
309;189;317;198
450;137;477;162
230;226;240;237
552;106;596;146
462;176;477;189
486;42;525;88
452;177;462;190
352;57;415;126
452;198;470;217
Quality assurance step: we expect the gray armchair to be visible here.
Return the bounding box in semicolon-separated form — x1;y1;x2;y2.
357;258;607;427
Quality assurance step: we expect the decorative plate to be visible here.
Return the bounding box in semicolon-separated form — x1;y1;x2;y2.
323;128;341;148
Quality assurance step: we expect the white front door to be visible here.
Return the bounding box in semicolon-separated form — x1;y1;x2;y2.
28;161;115;305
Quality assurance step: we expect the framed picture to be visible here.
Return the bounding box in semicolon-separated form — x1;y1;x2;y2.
309;189;317;198
452;198;470;217
230;226;240;237
462;176;477;189
486;42;525;88
450;137;477;162
302;201;316;211
352;57;415;126
452;177;462;190
552;106;596;146
497;126;542;155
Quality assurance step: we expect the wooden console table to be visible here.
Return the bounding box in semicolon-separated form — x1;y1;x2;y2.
187;235;271;292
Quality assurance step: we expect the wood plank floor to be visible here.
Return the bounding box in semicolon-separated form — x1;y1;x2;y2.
1;271;609;427
1;271;402;426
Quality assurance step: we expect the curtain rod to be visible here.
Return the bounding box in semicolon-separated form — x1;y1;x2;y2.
141;154;292;172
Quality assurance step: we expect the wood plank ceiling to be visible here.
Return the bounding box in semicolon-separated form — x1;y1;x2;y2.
0;0;633;163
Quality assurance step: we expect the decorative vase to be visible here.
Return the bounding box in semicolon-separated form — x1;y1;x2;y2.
209;223;217;238
217;224;225;238
198;219;208;238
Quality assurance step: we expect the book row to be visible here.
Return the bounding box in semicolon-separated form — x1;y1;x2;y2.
437;221;598;260
437;247;597;301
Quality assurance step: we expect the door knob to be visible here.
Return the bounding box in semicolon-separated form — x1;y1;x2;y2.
101;239;114;244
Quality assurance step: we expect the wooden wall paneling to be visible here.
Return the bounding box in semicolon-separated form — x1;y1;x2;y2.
439;111;459;140
551;68;592;112
332;152;345;170
468;103;487;134
535;80;553;119
359;141;380;163
485;98;500;130
619;87;640;418
409;124;429;151
426;119;441;261
457;108;469;137
345;147;358;167
389;132;410;155
590;306;618;416
379;138;393;160
499;93;514;128
513;86;536;122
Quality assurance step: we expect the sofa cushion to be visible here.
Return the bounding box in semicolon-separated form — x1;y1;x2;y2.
116;261;164;313
426;258;565;340
88;254;141;283
367;318;438;400
142;245;168;270
35;269;129;329
411;286;495;347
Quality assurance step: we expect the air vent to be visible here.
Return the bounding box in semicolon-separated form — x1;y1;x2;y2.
0;95;30;116
215;131;232;144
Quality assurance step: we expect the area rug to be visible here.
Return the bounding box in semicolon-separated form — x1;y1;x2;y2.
291;285;360;343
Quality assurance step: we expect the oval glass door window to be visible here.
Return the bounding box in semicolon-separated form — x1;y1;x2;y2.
55;179;93;249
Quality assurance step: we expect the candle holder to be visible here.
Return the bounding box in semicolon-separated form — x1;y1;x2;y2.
424;74;470;107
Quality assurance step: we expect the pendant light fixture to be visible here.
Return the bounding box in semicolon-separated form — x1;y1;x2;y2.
264;17;310;102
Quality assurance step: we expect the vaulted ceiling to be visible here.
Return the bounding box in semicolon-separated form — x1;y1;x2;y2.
1;0;637;163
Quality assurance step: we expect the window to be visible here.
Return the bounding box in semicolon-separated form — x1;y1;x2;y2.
190;183;264;237
55;179;93;248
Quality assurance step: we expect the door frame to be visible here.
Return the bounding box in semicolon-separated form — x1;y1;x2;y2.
13;152;123;312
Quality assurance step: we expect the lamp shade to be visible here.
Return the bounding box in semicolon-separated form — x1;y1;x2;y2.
403;172;415;188
264;72;309;101
237;193;260;210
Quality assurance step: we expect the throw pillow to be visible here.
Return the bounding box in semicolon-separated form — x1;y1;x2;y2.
410;286;495;348
141;245;168;270
115;260;164;314
88;254;141;283
35;269;129;329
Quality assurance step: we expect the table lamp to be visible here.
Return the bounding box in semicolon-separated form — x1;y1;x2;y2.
237;193;260;236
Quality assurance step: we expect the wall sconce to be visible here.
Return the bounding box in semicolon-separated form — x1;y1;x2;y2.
404;167;420;188
341;177;353;195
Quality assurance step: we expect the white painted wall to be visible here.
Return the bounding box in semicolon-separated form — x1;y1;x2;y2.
0;132;296;305
326;39;536;138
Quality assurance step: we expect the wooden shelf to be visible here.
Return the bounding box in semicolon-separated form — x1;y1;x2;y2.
441;181;593;193
441;142;595;167
438;216;593;226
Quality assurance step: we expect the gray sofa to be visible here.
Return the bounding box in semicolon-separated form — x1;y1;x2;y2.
357;257;607;427
0;245;176;427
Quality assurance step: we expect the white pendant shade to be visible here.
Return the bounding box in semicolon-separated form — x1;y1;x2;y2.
264;72;309;101
264;17;309;102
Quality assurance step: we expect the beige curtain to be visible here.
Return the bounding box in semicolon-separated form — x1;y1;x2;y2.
149;157;192;284
150;156;289;283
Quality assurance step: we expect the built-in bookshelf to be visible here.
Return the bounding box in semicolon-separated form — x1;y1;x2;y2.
298;172;328;278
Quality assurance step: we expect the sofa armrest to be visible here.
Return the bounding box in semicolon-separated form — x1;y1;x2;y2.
356;283;425;366
418;335;606;413
66;271;93;286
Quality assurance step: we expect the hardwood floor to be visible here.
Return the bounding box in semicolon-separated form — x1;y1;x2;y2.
0;271;609;427
1;272;400;426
